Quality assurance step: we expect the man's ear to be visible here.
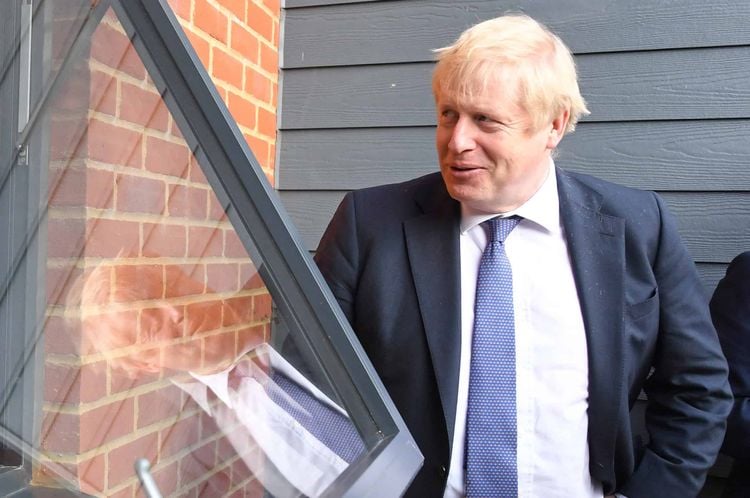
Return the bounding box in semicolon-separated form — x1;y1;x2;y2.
546;109;570;149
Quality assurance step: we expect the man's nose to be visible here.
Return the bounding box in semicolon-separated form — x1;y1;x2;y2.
448;117;476;153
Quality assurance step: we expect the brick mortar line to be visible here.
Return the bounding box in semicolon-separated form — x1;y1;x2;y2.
178;18;279;81
212;0;280;25
71;114;278;166
37;401;206;464
47;293;272;319
47;206;236;227
41;320;271;404
197;28;279;80
104;428;245;495
87;108;191;146
216;82;279;118
88;42;280;151
49;162;214;191
88;58;159;90
45;256;262;268
39;398;253;476
42;377;177;414
87;58;148;89
241;127;278;145
192;0;280;45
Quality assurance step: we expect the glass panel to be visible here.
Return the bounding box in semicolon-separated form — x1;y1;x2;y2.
2;3;368;496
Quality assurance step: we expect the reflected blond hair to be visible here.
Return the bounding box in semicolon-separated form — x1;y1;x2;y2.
68;262;165;367
432;14;589;133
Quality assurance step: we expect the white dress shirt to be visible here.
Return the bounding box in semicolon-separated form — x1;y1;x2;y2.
444;161;603;498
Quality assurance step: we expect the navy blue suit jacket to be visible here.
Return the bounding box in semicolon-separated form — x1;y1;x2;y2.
315;169;732;497
710;251;750;496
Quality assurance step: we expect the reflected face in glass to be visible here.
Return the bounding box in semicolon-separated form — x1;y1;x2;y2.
435;72;564;213
162;325;240;375
141;303;184;342
78;263;254;376
86;300;244;376
82;307;163;375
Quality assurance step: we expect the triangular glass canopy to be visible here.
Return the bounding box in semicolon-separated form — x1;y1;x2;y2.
0;1;422;496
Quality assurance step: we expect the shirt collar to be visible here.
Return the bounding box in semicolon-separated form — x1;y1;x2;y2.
459;160;560;235
186;343;348;415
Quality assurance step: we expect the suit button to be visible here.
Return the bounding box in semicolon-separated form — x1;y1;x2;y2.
439;465;447;477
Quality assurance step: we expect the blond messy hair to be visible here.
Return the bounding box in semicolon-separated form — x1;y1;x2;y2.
432;14;589;133
68;262;167;359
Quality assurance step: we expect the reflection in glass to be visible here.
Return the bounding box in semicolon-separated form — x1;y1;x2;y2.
1;2;366;496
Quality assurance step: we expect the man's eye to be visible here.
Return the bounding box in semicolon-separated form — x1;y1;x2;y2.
440;109;457;120
475;114;491;123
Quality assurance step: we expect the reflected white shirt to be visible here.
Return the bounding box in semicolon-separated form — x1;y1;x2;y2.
444;161;602;498
175;344;349;498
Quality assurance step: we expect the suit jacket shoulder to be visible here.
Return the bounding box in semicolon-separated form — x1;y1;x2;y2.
559;168;663;218
346;172;451;219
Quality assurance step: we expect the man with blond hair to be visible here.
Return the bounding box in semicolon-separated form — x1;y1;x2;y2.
315;14;732;498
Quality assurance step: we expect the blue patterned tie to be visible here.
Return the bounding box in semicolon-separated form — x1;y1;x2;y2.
466;216;521;497
266;370;365;463
230;360;366;464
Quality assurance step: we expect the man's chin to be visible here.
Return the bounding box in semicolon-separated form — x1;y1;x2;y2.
445;186;487;211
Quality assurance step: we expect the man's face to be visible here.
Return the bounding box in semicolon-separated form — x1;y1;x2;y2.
435;73;565;213
88;301;241;376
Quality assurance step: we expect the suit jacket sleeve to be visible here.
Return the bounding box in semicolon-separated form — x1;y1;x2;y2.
314;192;359;324
710;251;750;459
620;193;732;497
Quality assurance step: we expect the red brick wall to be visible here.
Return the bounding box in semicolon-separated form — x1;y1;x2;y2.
39;1;279;496
174;0;279;182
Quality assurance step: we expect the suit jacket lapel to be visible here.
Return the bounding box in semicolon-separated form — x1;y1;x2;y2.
403;176;462;450
557;169;625;475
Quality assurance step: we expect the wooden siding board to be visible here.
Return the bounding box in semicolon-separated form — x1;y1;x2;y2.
558;121;750;191
279;191;750;265
277;122;750;191
277;127;438;189
280;190;344;249
661;192;750;265
581;48;750;122
280;63;435;129
697;263;730;296
280;47;750;129
283;0;750;68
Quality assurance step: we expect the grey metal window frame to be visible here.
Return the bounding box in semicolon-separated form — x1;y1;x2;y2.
1;0;422;495
0;0;50;493
0;1;28;489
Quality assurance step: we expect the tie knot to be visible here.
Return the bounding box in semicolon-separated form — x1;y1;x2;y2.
486;216;521;244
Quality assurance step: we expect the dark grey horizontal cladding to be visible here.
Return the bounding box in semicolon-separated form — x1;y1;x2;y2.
279;190;750;264
558;120;750;191
697;263;729;296
277;127;437;189
280;46;750;129
277;120;750;191
280;63;435;129
282;0;750;68
660;191;750;265
280;190;345;250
